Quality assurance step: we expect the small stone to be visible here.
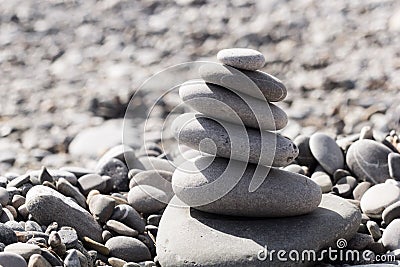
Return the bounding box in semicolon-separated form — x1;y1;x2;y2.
102;230;113;243
38;167;54;184
28;254;52;267
179;80;288;131
40;249;64;266
309;133;344;175
110;204;145;233
382;219;400;250
0;224;17;245
366;221;381;240
58;227;78;249
77;174;106;195
4;243;41;260
64;249;81;267
96;145;138;172
359;125;374;140
283;164;305;175
25;185;103;242
11;195;25;209
56;178;87;208
332;176;357;198
106;220;138;237
25;220;42;232
382;201;400;225
29;170;77;185
389;152;400;180
0;252;27;267
346;139;392;183
217;48;265;70
147;215;162;227
82;236;109;256
360;183;400;219
172;113;298;167
353;181;372;201
88;194;115;223
108;257;127;267
105;236;151;262
310;171;332;193
0;188;9;206
127;185;168;214
97;158;129;192
199;63;287;102
5;221;24;231
7;174;30;188
293;135;316;167
333;169;351;184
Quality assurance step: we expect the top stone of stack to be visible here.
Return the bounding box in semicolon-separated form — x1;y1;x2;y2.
217;48;266;70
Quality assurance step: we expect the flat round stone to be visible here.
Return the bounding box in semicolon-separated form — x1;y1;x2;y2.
172;156;322;217
309;133;344;175
199;63;286;102
346;139;392;184
172;113;298;167
105;236;151;262
179;80;288;130
217;48;265;70
360;183;400;219
157;194;361;267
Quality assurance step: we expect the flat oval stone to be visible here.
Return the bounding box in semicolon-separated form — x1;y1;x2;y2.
105;236;151;262
77;173;107;195
389;152;400;180
0;252;27;267
157;194;361;267
129;170;172;194
4;243;41;260
217;48;265;70
199;63;286;102
353;181;372;200
173;113;298;167
179;80;287;130
346;139;392;184
25;185;103;242
56;178;87;208
127;185;168;214
382;219;400;250
172;156;321;217
105;220;138;237
309;133;344;175
360;183;400;219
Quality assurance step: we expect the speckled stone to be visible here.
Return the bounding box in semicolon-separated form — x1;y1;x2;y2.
172;113;298;167
179;80;288;130
217;48;265;70
157;194;361;267
346;139;392;184
172;156;321;217
199;63;286;102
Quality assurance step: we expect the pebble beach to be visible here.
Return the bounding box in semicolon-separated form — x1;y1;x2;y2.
1;0;400;266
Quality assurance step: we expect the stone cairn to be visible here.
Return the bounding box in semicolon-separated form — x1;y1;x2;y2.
156;48;361;267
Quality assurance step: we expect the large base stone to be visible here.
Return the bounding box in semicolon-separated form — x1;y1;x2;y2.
156;194;361;267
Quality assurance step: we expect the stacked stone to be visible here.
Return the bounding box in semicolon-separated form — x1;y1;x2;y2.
156;49;362;266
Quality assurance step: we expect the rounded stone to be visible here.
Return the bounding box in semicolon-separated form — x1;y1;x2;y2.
0;252;27;267
293;135;316;167
172;156;322;217
217;48;265;70
332;176;357;198
129;170;172;194
0;188;9;206
157;194;361;267
366;221;381;240
64;249;81;267
105;236;151;262
199;63;286;102
25;185;103;242
28;254;52;267
127;185;168;214
309;133;344;175
346;139;392;184
360;183;400;219
105;220;138;237
172;113;298;167
96;144;138;171
0;223;17;245
4;243;41;260
382;201;400;225
179;80;288;130
97;158;129;192
57;227;78;249
88;194;115;223
389;152;400;180
77;173;107;195
310;171;332;193
353;181;372;201
382;219;400;250
110;204;146;233
132;157;175;173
